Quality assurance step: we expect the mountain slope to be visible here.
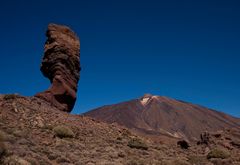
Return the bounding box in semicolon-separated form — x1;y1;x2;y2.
85;94;240;140
1;94;240;164
0;94;175;164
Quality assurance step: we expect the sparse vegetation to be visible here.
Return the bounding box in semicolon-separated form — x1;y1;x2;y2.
122;129;131;137
3;94;18;100
127;138;148;150
207;148;230;159
53;125;74;138
43;123;54;130
0;131;5;141
0;94;240;164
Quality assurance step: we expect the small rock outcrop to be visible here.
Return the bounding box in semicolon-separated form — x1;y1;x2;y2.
199;131;211;145
35;23;80;112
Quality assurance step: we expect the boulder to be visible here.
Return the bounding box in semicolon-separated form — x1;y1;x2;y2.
177;140;190;149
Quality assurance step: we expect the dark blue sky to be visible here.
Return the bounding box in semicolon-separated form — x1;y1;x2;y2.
0;0;239;117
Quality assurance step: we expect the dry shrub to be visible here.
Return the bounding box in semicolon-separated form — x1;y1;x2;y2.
3;94;18;100
53;125;74;138
127;138;148;150
207;148;230;159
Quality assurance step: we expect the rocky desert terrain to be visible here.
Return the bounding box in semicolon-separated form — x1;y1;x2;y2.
0;94;240;165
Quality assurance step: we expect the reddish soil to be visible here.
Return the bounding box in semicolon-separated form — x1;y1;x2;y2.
0;94;240;165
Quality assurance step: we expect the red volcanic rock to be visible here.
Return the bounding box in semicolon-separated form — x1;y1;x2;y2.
35;24;80;112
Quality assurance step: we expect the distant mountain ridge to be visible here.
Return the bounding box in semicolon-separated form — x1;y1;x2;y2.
85;94;240;140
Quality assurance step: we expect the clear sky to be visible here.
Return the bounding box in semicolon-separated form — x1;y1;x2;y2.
0;0;239;117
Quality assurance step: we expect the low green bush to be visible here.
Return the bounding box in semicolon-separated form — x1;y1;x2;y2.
53;125;74;138
127;138;148;150
207;148;230;159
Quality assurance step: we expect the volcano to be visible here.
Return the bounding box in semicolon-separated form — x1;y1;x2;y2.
85;94;240;140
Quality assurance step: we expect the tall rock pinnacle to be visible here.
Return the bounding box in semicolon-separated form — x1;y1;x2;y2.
35;23;80;112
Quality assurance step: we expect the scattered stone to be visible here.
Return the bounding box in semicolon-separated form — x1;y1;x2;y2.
31;116;44;128
213;132;222;138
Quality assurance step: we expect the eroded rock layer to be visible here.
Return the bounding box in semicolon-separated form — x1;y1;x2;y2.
35;23;80;112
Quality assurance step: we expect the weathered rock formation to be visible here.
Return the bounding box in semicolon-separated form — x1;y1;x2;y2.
35;23;80;112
